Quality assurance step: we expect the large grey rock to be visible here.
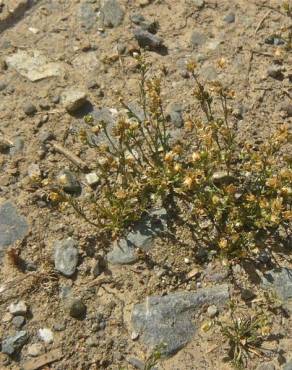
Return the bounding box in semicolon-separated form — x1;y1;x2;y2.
107;208;167;265
6;50;64;82
1;331;28;355
78;2;97;30
132;284;229;355
54;238;79;277
262;268;292;311
0;202;28;260
100;0;124;28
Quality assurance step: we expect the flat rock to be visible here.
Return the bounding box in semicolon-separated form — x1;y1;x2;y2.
78;2;97;31
0;201;28;260
107;208;167;265
61;88;87;113
1;331;28;355
262;268;292;311
133;28;163;49
6;50;64;82
132;284;229;355
54;238;79;277
100;0;124;28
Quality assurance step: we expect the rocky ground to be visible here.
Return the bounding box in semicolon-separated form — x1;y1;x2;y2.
0;0;292;369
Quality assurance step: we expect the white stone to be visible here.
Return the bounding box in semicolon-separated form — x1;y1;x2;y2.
85;172;99;186
38;328;54;343
207;305;218;318
61;89;87;113
9;301;27;316
6;50;64;82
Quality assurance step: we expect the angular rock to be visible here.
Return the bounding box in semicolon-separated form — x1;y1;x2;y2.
107;208;167;265
57;170;81;195
12;316;25;329
61;88;87;113
132;284;229;355
133;28;163;49
6;50;64;82
166;102;184;128
78;2;97;31
9;301;27;316
267;64;284;79
262;268;292;311
1;331;28;355
0;202;28;260
54;238;79;277
100;0;124;28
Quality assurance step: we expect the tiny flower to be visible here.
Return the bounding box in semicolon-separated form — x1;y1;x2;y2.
164;151;175;162
218;238;228;249
191;152;201;162
174;163;182;173
183;176;193;189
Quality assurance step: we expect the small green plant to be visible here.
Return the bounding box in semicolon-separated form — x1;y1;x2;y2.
144;344;164;370
218;306;270;369
48;53;291;261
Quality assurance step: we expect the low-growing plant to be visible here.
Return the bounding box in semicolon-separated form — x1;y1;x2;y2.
218;304;271;369
48;53;291;261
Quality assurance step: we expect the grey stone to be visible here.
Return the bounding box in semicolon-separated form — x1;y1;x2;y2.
69;299;87;319
0;202;28;260
192;0;204;8
166;102;184;128
223;13;235;23
39;131;55;143
23;102;37;116
6;50;64;82
54;238;79;277
78;2;97;30
57;170;81;194
256;362;275;370
100;0;124;28
267;64;284;79
12;316;25;329
265;35;285;46
262;268;292;311
61;88;87;113
127;357;145;369
283;361;292;370
51;95;60;104
53;322;66;331
132;284;229;355
107;208;167;265
10;137;24;155
130;14;145;24
133;28;163;49
1;331;28;355
130;15;158;34
190;31;207;48
39;100;50;110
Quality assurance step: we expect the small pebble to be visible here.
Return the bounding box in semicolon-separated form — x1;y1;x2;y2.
85;172;99;186
12;316;25;329
223;12;235;23
23;102;37;116
131;331;139;341
207;305;218;318
69;299;87;319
